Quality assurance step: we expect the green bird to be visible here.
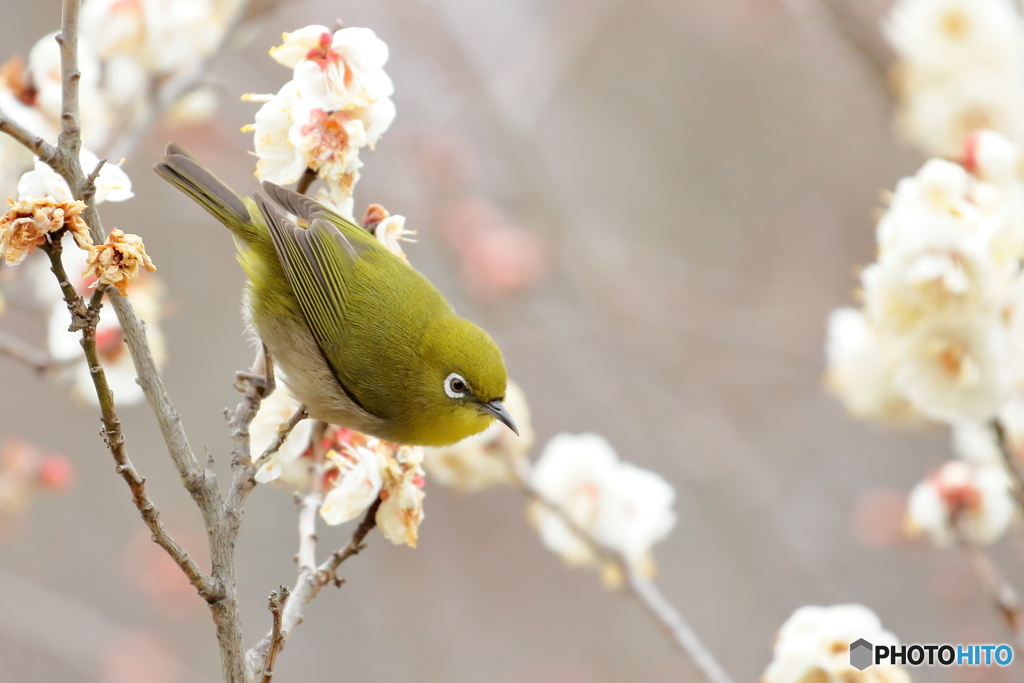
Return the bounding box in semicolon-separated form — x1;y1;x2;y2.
154;143;517;447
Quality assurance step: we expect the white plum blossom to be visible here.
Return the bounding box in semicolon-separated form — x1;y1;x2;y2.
248;24;396;212
424;380;534;492
827;134;1024;426
886;0;1024;156
764;605;910;683
17;150;133;204
528;433;676;586
896;71;1024;159
80;0;221;76
251;80;307;186
373;214;417;262
886;0;1024;72
951;421;1002;464
970;129;1021;182
905;460;1015;546
825;308;920;424
893;312;1013;422
319;445;382;525
289;97;367;184
251;385;315;488
0;68;58;198
270;26;394;116
861;229;997;336
313;185;356;222
376;445;426;547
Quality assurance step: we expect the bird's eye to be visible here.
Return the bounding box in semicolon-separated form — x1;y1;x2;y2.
444;373;468;398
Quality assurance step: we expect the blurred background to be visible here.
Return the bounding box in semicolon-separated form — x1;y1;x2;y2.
0;0;1014;681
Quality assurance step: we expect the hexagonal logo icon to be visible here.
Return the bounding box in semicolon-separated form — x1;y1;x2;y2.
850;638;873;671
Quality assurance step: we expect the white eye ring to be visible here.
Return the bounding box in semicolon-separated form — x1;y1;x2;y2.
444;373;468;399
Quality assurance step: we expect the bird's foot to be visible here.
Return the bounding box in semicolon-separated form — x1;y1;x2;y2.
235;345;276;397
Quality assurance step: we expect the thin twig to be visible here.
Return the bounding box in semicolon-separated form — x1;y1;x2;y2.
84;156;106;188
254;406;309;468
815;0;894;85
41;238;219;601
0;329;56;373
225;344;276;522
0;114;56;163
992;419;1024;515
296;422;328;572
245;498;381;680
955;521;1024;652
295;168;317;196
261;586;290;683
512;459;734;683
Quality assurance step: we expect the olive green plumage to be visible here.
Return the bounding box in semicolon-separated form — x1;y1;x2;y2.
154;143;516;447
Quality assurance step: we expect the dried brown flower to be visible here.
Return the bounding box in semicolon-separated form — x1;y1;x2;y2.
83;228;156;295
0;197;92;265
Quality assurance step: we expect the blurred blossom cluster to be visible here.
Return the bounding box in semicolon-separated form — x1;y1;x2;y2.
0;440;72;521
0;0;231;407
247;24;397;220
0;0;239;197
887;0;1024;158
826;130;1022;548
804;3;1024;665
828;132;1024;425
763;605;909;683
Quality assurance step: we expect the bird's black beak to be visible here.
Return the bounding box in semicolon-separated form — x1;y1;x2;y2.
480;399;519;436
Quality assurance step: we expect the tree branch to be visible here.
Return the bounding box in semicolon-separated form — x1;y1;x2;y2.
41;237;220;601
0;113;56;164
255;406;308;468
955;521;1024;652
0;3;252;680
260;586;290;683
0;329;56;374
245;498;381;680
991;419;1024;516
225;345;276;523
815;0;894;86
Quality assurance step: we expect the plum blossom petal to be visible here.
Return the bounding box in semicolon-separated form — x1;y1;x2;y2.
825;308;921;425
319;446;382;525
376;445;426;547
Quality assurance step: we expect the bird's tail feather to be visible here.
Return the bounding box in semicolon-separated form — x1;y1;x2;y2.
153;143;264;247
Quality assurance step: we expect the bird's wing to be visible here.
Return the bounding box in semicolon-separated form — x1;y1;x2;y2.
255;194;379;415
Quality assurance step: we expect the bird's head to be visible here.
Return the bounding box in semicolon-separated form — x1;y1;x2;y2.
407;315;516;446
